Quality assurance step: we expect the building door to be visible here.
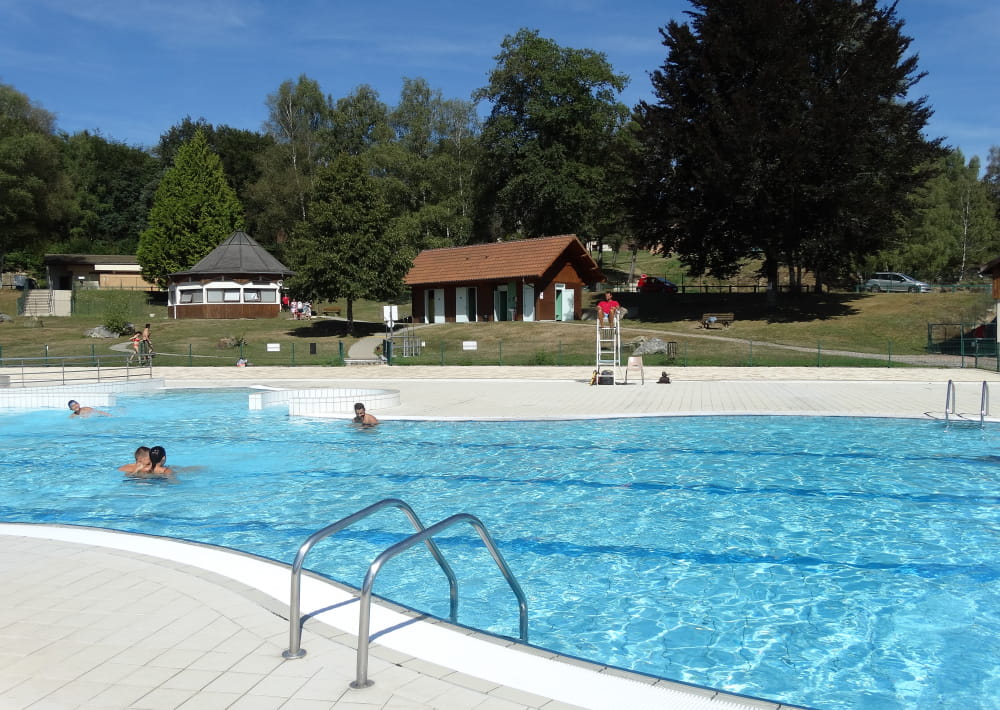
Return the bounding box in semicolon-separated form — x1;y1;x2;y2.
466;287;478;322
562;287;575;321
494;285;508;321
522;284;535;321
455;287;468;323
554;284;565;321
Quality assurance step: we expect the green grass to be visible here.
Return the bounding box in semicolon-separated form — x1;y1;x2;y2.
0;287;993;367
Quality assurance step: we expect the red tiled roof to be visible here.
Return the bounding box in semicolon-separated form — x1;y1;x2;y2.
405;235;604;286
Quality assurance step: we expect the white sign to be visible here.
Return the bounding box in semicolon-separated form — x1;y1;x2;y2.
462;341;478;351
383;305;399;323
266;343;280;352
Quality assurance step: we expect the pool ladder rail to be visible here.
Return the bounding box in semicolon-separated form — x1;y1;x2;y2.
282;498;528;690
944;380;991;426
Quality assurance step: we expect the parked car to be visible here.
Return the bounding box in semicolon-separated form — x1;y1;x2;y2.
637;274;679;293
863;272;931;293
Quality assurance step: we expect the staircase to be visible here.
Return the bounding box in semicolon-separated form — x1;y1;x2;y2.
20;289;51;317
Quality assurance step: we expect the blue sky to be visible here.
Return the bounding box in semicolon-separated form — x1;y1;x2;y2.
1;0;997;168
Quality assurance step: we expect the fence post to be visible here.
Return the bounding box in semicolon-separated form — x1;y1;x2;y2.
188;344;193;367
291;342;296;366
748;340;753;367
887;340;892;367
91;344;96;365
816;341;822;367
499;341;503;366
440;342;445;366
338;341;344;361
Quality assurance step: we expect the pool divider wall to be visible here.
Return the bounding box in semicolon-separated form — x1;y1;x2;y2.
248;387;401;416
0;379;164;410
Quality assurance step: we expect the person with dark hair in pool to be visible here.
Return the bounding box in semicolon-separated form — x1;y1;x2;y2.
119;446;151;474
352;402;378;426
147;446;175;476
68;400;109;417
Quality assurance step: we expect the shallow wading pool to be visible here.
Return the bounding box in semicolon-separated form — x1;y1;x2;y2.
2;388;998;710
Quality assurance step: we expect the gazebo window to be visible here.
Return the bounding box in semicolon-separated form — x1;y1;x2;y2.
179;289;203;304
245;290;261;302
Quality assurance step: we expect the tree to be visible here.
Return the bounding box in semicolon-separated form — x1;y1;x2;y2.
0;83;75;271
284;154;412;334
878;150;1000;282
57;130;159;254
473;28;631;241
261;75;330;223
383;78;480;251
985;146;1000;221
137;130;245;286
633;0;944;299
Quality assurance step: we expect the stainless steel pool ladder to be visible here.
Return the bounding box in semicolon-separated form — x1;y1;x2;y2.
282;498;529;691
944;380;990;425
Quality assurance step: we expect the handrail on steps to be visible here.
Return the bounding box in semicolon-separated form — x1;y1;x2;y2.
945;379;956;422
351;512;528;689
282;498;458;660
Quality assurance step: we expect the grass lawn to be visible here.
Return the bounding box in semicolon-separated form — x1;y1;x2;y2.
1;286;992;368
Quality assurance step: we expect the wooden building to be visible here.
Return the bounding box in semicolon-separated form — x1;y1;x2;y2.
43;254;158;291
404;235;604;323
167;231;294;319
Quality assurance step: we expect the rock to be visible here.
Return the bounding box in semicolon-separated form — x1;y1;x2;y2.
0;313;12;322
85;326;120;338
632;337;674;356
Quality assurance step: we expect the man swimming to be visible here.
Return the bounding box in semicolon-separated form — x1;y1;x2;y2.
68;400;109;417
119;446;151;475
352;402;378;426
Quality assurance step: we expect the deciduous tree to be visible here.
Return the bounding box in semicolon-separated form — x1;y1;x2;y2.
474;29;631;241
284;154;412;334
0;83;74;271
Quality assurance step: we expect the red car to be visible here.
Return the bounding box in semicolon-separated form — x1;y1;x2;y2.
637;274;679;293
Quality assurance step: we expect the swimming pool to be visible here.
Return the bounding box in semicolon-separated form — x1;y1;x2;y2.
2;388;998;710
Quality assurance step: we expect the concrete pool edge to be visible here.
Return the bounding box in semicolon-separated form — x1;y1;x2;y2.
0;523;804;710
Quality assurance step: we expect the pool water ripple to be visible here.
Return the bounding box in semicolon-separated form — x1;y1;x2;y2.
2;388;999;710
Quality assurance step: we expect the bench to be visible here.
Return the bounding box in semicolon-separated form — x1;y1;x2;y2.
321;306;341;317
701;313;734;329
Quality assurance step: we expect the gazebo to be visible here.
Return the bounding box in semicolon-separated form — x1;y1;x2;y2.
166;232;294;319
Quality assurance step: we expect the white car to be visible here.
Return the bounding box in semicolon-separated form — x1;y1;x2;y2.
864;272;931;293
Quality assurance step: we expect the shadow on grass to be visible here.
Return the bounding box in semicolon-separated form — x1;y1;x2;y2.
284;319;384;338
609;291;866;324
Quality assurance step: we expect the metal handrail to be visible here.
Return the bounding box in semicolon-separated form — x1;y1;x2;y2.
981;381;990;426
945;379;956;421
282;498;458;660
0;356;151;387
352;512;528;689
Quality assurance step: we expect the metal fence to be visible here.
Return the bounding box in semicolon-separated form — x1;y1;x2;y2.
0;356;154;387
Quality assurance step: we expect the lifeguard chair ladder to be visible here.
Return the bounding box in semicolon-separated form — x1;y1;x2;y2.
595;314;622;384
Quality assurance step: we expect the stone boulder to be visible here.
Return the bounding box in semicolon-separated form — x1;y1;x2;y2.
84;326;120;338
630;337;674;356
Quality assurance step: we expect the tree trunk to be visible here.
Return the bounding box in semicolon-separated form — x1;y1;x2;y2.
764;255;780;308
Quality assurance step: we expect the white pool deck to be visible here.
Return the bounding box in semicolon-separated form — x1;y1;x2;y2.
3;364;998;710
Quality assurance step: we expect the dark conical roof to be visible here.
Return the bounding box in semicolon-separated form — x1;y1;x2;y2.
170;231;294;277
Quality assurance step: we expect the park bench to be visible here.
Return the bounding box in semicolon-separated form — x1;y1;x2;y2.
701;313;734;329
321;306;342;317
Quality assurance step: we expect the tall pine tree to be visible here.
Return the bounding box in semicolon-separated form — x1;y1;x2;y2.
137;130;245;287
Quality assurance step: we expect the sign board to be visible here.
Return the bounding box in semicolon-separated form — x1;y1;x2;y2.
383;305;399;323
462;341;478;351
266;343;280;352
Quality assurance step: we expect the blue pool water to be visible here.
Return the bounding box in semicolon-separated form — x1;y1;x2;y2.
2;389;999;710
